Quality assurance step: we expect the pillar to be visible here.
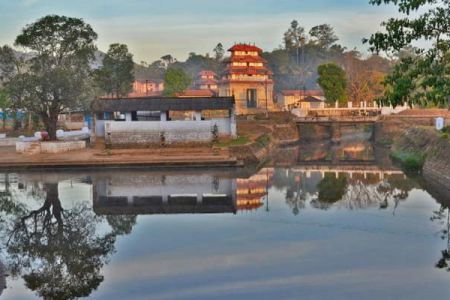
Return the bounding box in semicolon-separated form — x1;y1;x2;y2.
194;111;202;121
160;111;167;122
230;107;237;138
125;112;132;122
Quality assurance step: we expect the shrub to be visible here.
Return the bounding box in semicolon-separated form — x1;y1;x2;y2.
390;150;425;173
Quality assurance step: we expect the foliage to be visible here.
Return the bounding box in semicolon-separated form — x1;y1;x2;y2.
343;51;389;104
365;0;450;108
163;68;191;96
390;150;425;172
315;174;348;207
106;215;137;236
0;89;11;129
309;24;338;49
0;15;98;140
283;20;306;50
317;63;348;105
95;43;134;98
213;43;225;61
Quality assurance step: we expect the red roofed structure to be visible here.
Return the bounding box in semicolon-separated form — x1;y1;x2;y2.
218;43;275;115
195;70;218;91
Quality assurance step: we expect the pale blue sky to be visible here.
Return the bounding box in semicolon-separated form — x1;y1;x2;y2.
0;0;397;62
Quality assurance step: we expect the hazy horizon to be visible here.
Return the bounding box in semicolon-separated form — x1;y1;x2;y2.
0;0;398;63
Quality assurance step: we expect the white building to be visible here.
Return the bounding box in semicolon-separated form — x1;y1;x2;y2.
92;96;237;147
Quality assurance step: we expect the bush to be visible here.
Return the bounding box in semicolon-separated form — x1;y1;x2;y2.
390;150;425;173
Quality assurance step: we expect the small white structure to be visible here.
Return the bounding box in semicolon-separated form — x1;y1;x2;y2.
92;96;237;147
436;117;445;130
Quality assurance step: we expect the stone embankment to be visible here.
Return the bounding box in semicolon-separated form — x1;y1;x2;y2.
393;127;450;192
229;116;299;165
375;110;450;146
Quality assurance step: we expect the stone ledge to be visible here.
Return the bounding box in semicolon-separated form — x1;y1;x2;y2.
16;141;86;155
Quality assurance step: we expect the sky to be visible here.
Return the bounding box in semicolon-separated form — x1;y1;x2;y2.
0;0;398;63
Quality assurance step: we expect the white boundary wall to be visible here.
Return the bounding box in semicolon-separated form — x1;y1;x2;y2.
104;119;236;145
16;141;86;155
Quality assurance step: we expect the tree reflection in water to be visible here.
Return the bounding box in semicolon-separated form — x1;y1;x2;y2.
1;180;136;300
272;169;418;215
311;174;348;210
431;206;450;271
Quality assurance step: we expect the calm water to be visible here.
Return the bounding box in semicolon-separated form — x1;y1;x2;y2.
1;145;450;299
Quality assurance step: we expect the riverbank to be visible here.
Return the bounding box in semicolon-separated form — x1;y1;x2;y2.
0;113;298;170
392;127;450;192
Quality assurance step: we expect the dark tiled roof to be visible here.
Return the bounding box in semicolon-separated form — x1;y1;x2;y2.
92;96;235;112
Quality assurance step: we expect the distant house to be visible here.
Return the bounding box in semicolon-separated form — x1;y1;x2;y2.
129;80;164;97
277;90;325;110
92;96;237;147
218;44;276;115
195;70;218;91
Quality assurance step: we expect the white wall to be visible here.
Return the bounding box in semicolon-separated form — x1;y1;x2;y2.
104;118;234;145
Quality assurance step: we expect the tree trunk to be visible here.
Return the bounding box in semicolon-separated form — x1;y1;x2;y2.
41;111;59;141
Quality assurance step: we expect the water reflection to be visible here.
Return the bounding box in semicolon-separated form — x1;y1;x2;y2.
271;141;377;166
0;175;132;300
94;172;238;215
0;160;448;299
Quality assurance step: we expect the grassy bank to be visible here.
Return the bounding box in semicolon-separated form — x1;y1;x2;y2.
390;150;425;173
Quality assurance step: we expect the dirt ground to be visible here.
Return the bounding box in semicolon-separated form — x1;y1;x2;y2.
0;139;237;169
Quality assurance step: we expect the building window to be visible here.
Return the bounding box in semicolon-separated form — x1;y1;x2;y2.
246;89;257;108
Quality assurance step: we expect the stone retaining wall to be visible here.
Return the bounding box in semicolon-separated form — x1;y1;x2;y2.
394;127;450;190
16;141;86;155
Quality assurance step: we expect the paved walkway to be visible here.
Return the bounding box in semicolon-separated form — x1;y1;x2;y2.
0;146;239;169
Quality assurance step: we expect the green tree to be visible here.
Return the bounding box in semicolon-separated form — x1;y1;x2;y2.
213;43;225;61
309;24;339;49
283;20;306;50
95;43;135;98
317;63;348;105
161;54;175;68
0;89;11;130
365;0;450;108
0;15;98;140
163;68;191;96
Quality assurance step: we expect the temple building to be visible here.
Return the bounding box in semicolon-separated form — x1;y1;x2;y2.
218;44;275;115
195;70;218;91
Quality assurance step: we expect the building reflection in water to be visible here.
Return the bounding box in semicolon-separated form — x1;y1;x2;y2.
93;171;238;215
237;168;273;212
93;169;278;216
